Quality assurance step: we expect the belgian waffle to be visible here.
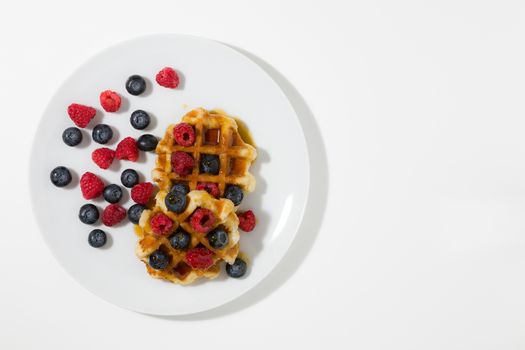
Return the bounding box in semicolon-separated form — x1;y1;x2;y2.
153;108;257;198
135;190;240;284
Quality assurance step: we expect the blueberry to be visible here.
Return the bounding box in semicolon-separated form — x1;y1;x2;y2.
125;75;146;96
121;169;139;188
200;154;220;175
128;204;145;224
165;190;187;213
149;249;169;270
62;127;82;146
169;229;191;250
103;184;122;203
226;258;247;278
224;185;243;206
92;124;113;144
170;182;189;195
137;134;158;152
50;166;72;187
88;229;107;248
207;227;228;249
79;204;99;224
130;110;150;130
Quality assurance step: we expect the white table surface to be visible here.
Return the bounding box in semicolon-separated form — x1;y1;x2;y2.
2;0;525;348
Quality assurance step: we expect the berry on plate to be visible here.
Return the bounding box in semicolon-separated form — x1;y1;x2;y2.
50;166;72;187
99;90;121;112
237;210;256;232
137;134;158;151
80;172;104;199
130;110;150;130
92;148;115;169
92;124;113;144
128;204;145;224
131;182;154;205
125;75;146;96
88;229;107;248
116;137;139;161
103;184;123;204
156;67;179;88
101;204;126;226
67;103;96;128
226;257;247;278
62;127;82;147
78;204;99;224
121;169;139;188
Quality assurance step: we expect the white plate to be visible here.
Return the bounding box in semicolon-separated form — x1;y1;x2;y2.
29;34;309;315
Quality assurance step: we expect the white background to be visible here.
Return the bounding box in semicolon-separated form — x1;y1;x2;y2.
2;0;525;349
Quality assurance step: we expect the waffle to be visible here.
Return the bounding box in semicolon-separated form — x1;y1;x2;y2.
135;190;240;284
153;108;257;198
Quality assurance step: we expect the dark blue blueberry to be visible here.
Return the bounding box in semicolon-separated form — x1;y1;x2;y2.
125;75;146;96
207;227;228;249
50;166;72;187
149;250;169;270
169;229;191;250
226;258;247;278
128;204;145;224
130;110;150;130
103;184;122;204
62;127;82;146
92;124;113;144
200;154;220;175
224;185;243;206
79;204;99;224
165;190;187;213
170;182;189;195
121;169;139;188
137;134;158;152
88;229;107;248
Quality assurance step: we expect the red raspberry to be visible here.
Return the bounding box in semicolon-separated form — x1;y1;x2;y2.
190;208;216;233
237;210;256;232
102;204;126;226
196;182;220;198
131;182;154;205
115;137;139;161
156;67;179;88
80;172;104;199
171;151;194;176
185;247;214;269
150;213;173;235
173;123;195;146
91;148;115;169
67;103;96;128
99;90;121;112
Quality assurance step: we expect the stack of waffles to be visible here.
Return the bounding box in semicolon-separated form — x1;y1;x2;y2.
135;108;257;284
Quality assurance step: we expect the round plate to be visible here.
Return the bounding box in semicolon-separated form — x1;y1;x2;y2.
30;34;309;315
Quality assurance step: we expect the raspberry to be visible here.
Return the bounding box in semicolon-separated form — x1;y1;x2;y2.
190;208;216;233
99;90;121;112
101;204;126;226
196;182;220;198
150;213;173;235
237;210;256;232
115;137;139;161
171;151;194;176
67;103;96;128
80;172;104;199
91;148;115;169
156;67;179;88
185;247;214;269
173;123;195;146
131;182;154;205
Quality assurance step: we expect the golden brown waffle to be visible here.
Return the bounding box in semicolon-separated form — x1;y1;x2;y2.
153;108;257;198
135;190;240;284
